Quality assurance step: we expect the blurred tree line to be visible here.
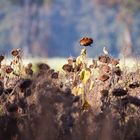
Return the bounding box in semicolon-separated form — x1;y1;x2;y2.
96;0;140;57
0;0;140;58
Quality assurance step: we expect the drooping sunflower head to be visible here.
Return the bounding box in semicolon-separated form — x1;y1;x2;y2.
79;37;93;47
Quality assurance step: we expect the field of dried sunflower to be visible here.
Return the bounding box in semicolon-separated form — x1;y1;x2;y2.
0;38;140;140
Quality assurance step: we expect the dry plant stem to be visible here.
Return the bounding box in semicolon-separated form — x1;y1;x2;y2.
73;72;78;82
122;49;127;72
135;55;140;71
8;82;19;98
83;84;86;105
3;76;8;88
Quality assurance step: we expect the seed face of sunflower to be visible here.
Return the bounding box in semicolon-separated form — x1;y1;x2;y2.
79;37;93;46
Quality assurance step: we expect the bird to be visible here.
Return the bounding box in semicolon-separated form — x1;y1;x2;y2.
103;46;109;55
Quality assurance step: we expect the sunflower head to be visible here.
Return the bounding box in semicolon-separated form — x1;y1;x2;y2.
79;37;93;46
0;55;4;62
11;49;21;57
5;66;13;74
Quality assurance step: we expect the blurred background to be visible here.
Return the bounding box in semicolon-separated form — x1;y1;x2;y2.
0;0;140;58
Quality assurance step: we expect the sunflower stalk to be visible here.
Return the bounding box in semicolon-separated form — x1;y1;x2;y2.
78;47;91;108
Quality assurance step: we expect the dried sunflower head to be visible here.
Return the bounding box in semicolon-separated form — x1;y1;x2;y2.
101;89;109;97
19;79;32;91
112;88;127;97
6;103;18;113
11;49;21;57
62;64;73;72
48;69;55;75
129;81;140;88
110;58;119;66
0;55;4;62
67;57;73;65
79;37;93;46
27;63;32;69
51;72;59;79
73;57;76;63
25;68;33;76
98;55;111;63
99;74;109;82
113;66;122;76
101;64;111;73
128;96;140;107
5;66;13;74
37;63;50;71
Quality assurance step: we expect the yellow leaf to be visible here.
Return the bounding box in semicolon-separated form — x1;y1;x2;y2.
72;84;84;96
80;70;85;80
77;86;84;95
72;87;78;95
80;69;91;84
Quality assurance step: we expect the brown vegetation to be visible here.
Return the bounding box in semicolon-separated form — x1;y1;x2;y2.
0;40;140;140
